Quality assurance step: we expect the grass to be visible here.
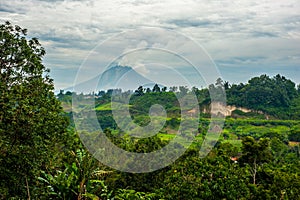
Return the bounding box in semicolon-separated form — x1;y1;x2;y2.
95;102;132;111
157;133;176;140
95;103;112;111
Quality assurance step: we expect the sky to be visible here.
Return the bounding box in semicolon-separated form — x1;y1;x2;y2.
1;0;300;91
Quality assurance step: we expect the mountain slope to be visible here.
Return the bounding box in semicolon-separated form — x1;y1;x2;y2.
66;65;153;93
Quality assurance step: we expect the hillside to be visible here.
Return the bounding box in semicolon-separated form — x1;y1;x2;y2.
59;74;300;143
55;74;300;199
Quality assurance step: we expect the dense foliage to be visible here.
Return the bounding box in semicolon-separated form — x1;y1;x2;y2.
55;81;300;199
226;74;300;119
1;22;299;199
0;22;71;198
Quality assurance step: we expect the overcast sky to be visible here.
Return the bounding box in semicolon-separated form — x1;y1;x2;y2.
1;0;299;91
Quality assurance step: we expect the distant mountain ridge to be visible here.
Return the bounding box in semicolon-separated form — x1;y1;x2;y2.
65;65;154;93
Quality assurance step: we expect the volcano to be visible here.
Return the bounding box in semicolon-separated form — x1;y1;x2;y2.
67;65;155;93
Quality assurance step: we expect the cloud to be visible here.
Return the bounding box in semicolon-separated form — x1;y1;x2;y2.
167;19;221;28
0;6;21;14
0;0;299;90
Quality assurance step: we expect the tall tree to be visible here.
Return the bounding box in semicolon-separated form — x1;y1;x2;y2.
0;22;69;198
134;85;144;96
152;84;160;92
239;136;272;185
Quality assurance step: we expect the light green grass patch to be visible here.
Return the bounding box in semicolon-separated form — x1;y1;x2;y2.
95;103;132;111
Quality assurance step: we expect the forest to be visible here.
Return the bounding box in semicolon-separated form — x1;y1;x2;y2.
1;22;300;199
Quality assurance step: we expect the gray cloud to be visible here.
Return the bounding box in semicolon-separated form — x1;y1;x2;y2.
167;19;221;28
0;0;299;90
251;31;278;38
0;6;18;13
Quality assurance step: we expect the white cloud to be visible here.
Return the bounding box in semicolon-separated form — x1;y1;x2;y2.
0;0;299;90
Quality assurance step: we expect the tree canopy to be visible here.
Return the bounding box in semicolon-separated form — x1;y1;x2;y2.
0;21;69;198
226;74;299;118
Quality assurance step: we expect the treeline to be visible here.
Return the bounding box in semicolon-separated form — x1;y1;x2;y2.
59;74;300;119
226;74;300;119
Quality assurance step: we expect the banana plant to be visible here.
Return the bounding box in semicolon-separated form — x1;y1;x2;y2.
38;148;113;199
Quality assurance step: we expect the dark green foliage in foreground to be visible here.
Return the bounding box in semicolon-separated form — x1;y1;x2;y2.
15;130;298;199
105;135;299;200
1;22;300;199
0;22;71;198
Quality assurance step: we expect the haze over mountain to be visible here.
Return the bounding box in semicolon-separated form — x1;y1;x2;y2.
67;65;155;93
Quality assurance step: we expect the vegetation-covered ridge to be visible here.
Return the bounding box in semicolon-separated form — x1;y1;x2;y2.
60;74;300;120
